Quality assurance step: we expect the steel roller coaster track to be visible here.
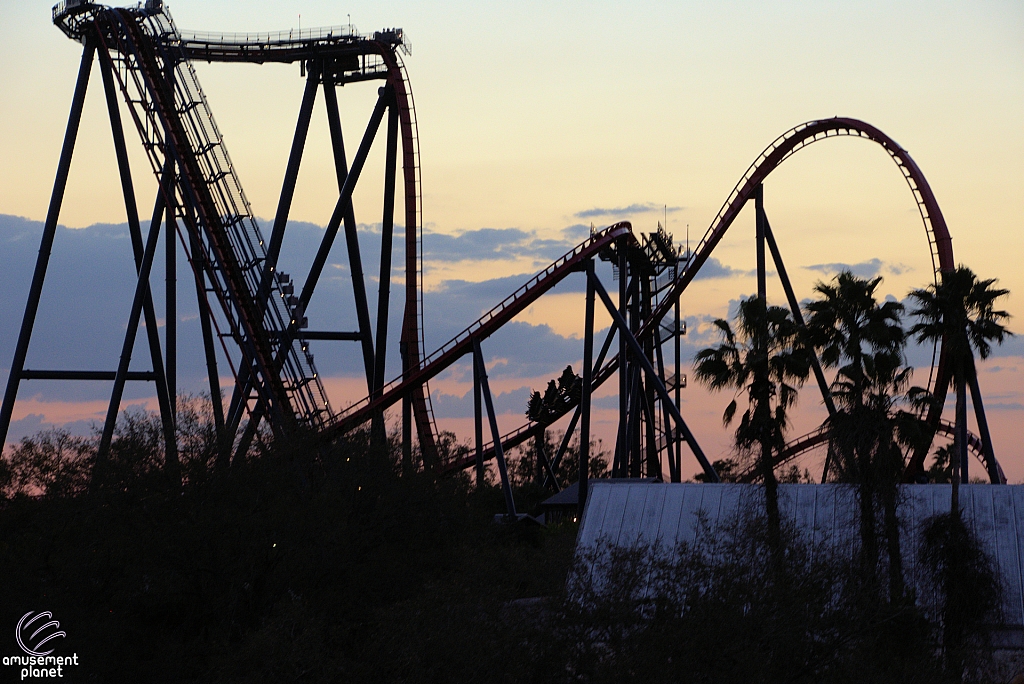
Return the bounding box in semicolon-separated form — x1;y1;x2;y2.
0;1;1002;488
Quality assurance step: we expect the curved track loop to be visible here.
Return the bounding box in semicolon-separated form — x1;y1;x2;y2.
642;118;953;372
379;48;441;462
322;223;635;438
736;420;1005;484
637;117;959;481
442;118;965;481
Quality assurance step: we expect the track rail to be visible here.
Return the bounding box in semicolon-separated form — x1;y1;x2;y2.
164;19;441;458
321;223;635;437
442;118;962;479
75;5;334;435
43;8;973;482
735;420;1005;484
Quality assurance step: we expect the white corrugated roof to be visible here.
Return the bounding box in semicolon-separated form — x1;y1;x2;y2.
577;482;1024;627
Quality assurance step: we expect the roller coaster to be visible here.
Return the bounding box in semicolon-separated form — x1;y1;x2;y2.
0;1;1005;507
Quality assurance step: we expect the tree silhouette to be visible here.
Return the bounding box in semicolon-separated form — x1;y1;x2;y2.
805;271;916;596
908;265;1011;509
693;296;810;555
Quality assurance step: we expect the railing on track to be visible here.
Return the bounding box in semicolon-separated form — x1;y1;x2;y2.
324;223;632;428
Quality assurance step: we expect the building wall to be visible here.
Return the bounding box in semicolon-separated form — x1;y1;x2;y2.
577;482;1024;632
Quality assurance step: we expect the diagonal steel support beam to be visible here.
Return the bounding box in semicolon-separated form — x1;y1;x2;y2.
473;339;517;519
967;355;1003;484
589;269;719;482
760;211;838;481
535;428;560;492
258;62;321;313
0;43;95;449
324;77;375;392
544;323;617;489
95;185;180;487
579;259;597;516
99;49;179;474
299;86;390;314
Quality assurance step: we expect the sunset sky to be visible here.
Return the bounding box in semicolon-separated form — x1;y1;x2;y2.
0;0;1021;480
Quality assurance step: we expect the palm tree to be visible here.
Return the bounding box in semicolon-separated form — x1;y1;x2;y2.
805;271;911;595
693;296;811;556
908;266;1012;512
909;266;1010;668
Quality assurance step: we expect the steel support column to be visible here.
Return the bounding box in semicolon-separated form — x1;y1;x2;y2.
674;288;683;482
615;244;628;477
579;259;596;517
95;186;179;486
165;62;178;419
641;276;658;477
544;323;616;488
98;48;177;467
370;93;399;442
188;225;228;471
0;43;95;448
760;212;839;481
324;76;375;393
654;330;678;482
755;184;766;302
589;270;718;481
967;356;1001;483
474;356;484;487
628;273;642;478
372;94;399;397
473;339;517;518
165;163;177;413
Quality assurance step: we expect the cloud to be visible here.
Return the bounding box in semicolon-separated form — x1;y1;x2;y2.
983;336;1024;359
562;224;592;241
802;259;913;280
803;258;884;278
574;203;682;219
6;414;97;443
421;226;599;264
691;256;753;281
430;384;533;419
987;402;1024;411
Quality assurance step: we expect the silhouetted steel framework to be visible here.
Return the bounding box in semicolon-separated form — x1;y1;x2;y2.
0;0;440;474
0;0;1002;502
426;119;1006;493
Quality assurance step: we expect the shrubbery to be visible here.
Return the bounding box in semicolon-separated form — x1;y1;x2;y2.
0;406;1009;682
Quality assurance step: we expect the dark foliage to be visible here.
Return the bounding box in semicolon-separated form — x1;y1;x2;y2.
0;405;1007;683
922;512;1002;678
558;512;947;684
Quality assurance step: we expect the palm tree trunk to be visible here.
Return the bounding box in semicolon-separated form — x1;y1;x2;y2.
952;376;967;517
857;446;878;586
761;435;781;557
882;483;904;600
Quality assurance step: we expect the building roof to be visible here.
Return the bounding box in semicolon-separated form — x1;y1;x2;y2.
540;478;658;509
577;482;1024;628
